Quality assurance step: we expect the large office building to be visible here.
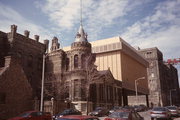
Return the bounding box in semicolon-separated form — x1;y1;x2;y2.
91;37;149;105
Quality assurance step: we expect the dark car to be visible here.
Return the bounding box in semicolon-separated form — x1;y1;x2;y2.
88;107;109;117
53;109;82;120
123;106;135;111
57;115;99;120
104;110;144;120
134;105;147;112
8;111;52;120
109;106;122;114
166;106;179;117
150;107;171;120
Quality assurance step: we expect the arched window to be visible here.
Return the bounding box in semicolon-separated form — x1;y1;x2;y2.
74;54;78;68
81;54;85;68
66;58;70;71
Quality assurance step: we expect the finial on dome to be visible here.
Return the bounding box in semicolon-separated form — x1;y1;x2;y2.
74;0;88;42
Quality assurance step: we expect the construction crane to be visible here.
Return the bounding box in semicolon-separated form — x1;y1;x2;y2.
164;58;180;65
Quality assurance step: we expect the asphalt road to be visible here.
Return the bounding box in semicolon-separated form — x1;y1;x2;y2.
139;110;180;120
99;110;180;120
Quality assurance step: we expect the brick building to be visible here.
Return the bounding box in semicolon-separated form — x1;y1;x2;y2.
0;25;46;119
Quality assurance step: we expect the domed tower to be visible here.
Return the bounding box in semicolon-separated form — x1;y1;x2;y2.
70;24;92;70
64;24;95;113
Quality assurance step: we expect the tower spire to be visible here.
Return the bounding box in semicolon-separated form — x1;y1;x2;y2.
80;0;82;25
74;0;88;42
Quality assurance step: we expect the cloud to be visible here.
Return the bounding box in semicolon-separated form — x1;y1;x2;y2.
37;0;150;41
36;0;80;29
120;0;180;86
0;2;53;42
121;0;180;58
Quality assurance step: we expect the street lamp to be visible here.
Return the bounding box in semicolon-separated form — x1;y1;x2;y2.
135;77;145;105
40;54;46;111
170;89;176;106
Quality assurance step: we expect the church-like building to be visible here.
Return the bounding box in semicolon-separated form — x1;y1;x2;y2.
43;24;122;114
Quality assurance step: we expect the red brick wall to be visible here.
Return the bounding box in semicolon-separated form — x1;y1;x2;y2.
0;58;34;119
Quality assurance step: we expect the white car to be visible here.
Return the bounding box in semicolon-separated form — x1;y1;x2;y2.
150;107;171;120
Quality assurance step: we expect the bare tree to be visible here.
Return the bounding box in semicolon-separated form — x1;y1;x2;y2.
84;53;100;114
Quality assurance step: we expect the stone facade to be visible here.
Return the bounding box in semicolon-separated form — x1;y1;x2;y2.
44;25;122;114
138;47;180;107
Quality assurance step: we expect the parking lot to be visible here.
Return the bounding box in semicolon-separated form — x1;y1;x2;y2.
99;110;180;120
139;110;180;120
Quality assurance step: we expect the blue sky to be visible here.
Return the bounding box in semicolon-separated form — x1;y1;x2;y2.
0;0;180;86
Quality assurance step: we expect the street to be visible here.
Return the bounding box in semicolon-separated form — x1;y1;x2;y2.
99;110;180;120
139;110;180;120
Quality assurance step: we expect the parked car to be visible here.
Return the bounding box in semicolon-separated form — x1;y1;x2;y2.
134;105;142;112
88;107;109;117
150;107;171;120
104;109;144;120
56;115;99;120
123;106;135;111
109;106;122;114
166;106;179;117
53;109;82;120
134;105;147;112
8;111;52;120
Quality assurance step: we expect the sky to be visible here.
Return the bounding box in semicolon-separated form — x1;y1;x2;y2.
0;0;180;86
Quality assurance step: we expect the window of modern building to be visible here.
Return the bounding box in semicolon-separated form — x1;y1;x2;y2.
117;43;121;49
100;46;103;52
74;54;78;68
104;45;107;51
113;43;116;49
96;46;100;53
108;44;112;51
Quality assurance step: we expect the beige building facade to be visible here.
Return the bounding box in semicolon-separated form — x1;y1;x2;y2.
63;37;150;106
90;37;149;105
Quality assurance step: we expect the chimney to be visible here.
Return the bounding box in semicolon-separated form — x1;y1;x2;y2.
24;30;30;38
50;37;60;51
34;35;39;42
11;25;17;37
44;39;49;53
